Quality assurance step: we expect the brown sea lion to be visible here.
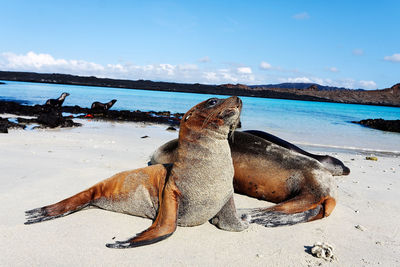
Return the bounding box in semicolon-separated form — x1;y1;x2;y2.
45;92;70;108
91;99;117;111
151;132;338;227
25;96;248;248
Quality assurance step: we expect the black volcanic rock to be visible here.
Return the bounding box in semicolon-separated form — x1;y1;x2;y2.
0;100;183;129
0;117;25;133
352;119;400;133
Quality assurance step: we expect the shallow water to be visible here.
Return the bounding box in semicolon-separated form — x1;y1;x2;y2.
1;80;399;152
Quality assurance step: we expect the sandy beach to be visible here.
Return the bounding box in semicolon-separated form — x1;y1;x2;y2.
1;119;399;266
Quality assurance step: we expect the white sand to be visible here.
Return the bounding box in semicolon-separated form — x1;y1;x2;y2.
1;120;399;266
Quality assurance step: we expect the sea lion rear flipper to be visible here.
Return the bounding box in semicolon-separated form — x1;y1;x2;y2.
25;189;94;224
210;196;249;232
240;194;336;227
106;180;181;249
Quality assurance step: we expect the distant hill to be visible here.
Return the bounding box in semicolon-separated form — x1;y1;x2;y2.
0;70;399;107
250;83;356;91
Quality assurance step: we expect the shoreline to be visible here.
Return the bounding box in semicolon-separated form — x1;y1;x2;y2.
1;119;399;266
1;99;400;155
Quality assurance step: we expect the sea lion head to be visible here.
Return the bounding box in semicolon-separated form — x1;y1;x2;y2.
319;156;351;176
62;92;70;97
179;96;242;140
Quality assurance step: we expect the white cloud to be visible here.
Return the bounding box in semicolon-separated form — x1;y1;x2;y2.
293;12;310;20
237;67;252;74
358;80;377;89
280;76;378;90
283;77;314;83
0;51;379;88
352;49;364;56
198;56;210;63
328;67;339;72
1;51;105;72
178;64;198;71
0;51;259;85
259;61;272;70
384;53;400;62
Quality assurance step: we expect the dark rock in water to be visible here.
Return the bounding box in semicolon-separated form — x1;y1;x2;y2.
352;118;400;133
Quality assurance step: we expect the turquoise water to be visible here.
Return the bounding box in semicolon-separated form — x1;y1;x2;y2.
1;80;399;152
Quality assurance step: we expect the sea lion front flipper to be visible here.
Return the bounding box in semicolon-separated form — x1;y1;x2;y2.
210;196;249;232
106;180;181;249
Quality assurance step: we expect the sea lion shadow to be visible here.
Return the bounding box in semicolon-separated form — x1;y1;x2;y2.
304;245;313;255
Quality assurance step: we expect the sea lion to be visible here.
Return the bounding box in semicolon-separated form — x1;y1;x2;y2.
25;96;248;248
151;131;339;226
45;92;70;108
244;130;350;176
91;99;117;111
151;130;350;176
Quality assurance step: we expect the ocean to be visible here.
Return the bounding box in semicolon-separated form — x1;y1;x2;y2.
1;80;399;153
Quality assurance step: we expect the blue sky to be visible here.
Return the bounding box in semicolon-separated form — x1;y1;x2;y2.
0;0;399;89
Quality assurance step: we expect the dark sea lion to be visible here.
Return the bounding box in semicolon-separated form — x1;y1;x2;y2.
45;92;70;108
152;130;350;177
91;99;117;111
244;130;350;176
151;131;339;226
25;96;247;248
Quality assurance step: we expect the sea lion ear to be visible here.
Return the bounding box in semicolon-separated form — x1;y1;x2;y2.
184;112;192;122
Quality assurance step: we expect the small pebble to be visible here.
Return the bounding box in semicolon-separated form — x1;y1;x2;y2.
366;156;378;161
141;135;149;138
355;224;366;231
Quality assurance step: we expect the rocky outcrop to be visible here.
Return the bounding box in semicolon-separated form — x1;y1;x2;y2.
352;119;400;133
255;83;400;107
0;100;183;133
220;83;250;90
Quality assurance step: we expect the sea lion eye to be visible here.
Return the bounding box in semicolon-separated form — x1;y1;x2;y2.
207;98;218;107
